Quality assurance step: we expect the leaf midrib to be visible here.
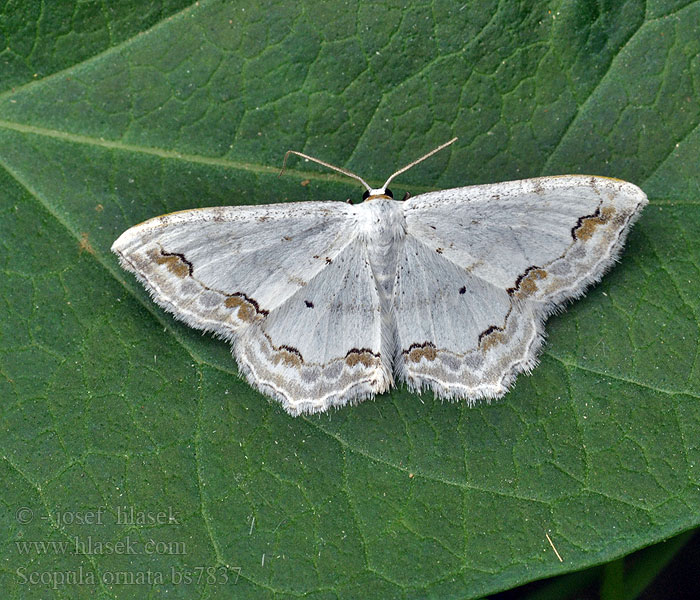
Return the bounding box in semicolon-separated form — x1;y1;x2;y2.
0;118;395;189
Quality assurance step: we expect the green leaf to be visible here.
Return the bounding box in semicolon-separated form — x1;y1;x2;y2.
1;1;698;598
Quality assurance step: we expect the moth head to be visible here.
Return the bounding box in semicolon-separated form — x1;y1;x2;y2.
362;188;393;202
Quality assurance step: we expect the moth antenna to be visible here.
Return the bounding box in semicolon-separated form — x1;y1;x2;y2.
381;137;458;191
280;150;372;192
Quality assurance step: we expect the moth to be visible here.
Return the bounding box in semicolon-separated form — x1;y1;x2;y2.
112;139;647;415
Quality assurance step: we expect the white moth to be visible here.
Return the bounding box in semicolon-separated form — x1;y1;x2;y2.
112;138;647;416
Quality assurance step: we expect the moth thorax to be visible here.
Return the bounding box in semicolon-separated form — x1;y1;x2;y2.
357;200;405;302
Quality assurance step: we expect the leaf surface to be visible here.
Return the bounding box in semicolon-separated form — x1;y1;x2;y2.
1;1;699;598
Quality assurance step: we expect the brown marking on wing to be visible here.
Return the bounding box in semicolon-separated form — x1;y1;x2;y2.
274;345;303;368
405;342;438;363
478;325;507;351
507;266;548;299
224;293;269;323
148;248;193;278
345;348;380;368
572;206;616;241
477;302;516;350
